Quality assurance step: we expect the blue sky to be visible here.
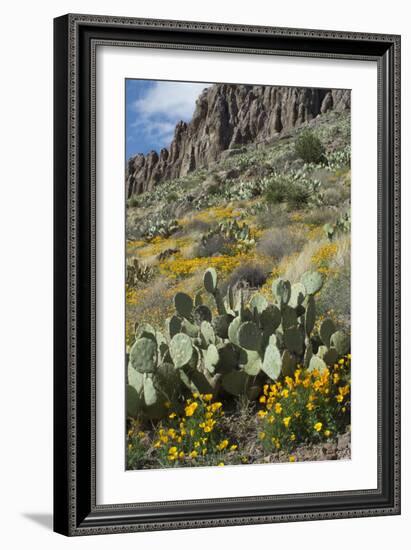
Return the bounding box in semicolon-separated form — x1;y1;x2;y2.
125;79;210;160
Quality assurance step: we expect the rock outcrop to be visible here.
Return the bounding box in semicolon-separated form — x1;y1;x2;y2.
126;84;350;197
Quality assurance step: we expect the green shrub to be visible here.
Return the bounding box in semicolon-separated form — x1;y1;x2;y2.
265;176;288;205
167;191;179;202
127;196;140;208
295;130;326;164
265;175;310;210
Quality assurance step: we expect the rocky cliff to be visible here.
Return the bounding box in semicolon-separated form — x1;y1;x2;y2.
126;84;350;197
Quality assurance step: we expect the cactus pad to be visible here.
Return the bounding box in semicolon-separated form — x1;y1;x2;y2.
281;304;298;330
260;304;282;333
135;322;157;342
330;330;350;355
212;314;233;339
204;344;219;373
143;375;158;406
238;321;262;351
167;315;182;339
284;327;304;354
249;293;268;314
193;304;212;324
200;321;215;346
169;333;193;368
204;267;218;293
228;317;241;345
127;385;140;417
305;295;316;335
272;278;291;305
174;292;193;318
289;283;306;308
320;318;336;347
222;370;249;396
129;337;158;373
262;343;282;381
308;355;328;373
282;350;297;377
301;270;324;295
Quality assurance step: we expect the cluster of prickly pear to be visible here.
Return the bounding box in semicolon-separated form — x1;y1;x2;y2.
127;267;350;419
127;322;182;419
200;220;255;253
324;211;351;241
142;218;179;242
126;258;154;286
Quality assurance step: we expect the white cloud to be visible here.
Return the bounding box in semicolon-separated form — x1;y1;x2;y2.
129;81;210;150
134;81;209;121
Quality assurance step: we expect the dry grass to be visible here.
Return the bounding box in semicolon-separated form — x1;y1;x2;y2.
257;226;306;261
301;207;337;226
282;239;324;283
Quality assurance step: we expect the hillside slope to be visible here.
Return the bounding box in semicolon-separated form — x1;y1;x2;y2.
126;84;350;196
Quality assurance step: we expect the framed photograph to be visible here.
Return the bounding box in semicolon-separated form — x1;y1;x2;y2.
53;14;401;536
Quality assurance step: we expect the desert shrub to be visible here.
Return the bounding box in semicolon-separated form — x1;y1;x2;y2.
265;175;310;210
295;130;326;164
224;262;268;290
263;170;323;210
316;266;351;324
325;146;351;169
287;183;312;210
181;219;211;235
195;234;233;257
302;207;337;226
256;204;290;229
127;196;140;208
316;237;351;325
265;175;288;205
322;186;346;206
257;227;305;260
257;356;351;455
208;183;221;195
167;191;179;202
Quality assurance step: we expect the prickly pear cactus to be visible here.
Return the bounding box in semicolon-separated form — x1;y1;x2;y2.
127;266;350;418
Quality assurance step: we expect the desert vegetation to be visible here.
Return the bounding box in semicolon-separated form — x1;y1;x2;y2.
125;108;351;469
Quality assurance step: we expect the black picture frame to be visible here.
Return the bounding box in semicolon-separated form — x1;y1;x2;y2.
53;13;401;536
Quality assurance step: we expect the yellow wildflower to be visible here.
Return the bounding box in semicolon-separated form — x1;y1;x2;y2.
168;446;178;461
185;402;198;417
314;422;323;432
274;403;282;414
216;440;229;451
289;455;296;462
283;416;291;428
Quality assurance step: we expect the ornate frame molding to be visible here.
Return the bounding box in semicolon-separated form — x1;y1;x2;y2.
54;14;401;536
